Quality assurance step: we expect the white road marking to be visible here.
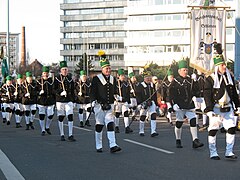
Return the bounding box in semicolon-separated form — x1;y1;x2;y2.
124;139;174;154
63;124;92;132
0;149;25;180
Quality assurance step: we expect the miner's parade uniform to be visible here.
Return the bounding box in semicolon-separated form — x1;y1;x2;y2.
55;61;76;142
137;74;159;137
204;55;240;160
169;60;204;149
36;66;55;136
114;68;133;134
91;50;121;153
128;72;140;121
1;76;15;125
191;71;208;131
22;72;37;130
0;79;7;123
74;70;92;127
160;69;174;126
13;74;25;128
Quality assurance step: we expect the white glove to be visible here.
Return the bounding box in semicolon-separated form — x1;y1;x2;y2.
14;92;18;96
236;107;240;114
130;89;134;93
137;104;142;110
207;111;215;118
173;104;180;111
161;101;165;104
192;96;197;102
6;92;10;96
114;95;122;102
60;91;67;96
191;73;197;81
25;92;30;97
39;90;44;95
78;92;82;96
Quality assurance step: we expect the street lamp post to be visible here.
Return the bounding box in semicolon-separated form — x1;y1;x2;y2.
7;0;10;72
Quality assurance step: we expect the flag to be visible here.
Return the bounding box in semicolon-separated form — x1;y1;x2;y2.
190;8;226;74
1;58;9;77
0;46;4;59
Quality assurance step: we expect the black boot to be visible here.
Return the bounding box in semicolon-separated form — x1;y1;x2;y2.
176;139;183;148
29;121;34;129
45;128;52;135
16;123;21;128
192;138;204;148
3;118;6;123
26;124;30;130
85;120;91;127
110;146;121;153
125;126;133;134
80;121;84;127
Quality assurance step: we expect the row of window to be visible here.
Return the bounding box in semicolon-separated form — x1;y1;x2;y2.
64;19;125;27
64;43;124;50
127;44;235;53
64;55;124;61
64;31;126;38
128;14;186;22
129;0;187;6
128;45;189;53
64;7;124;15
64;0;115;3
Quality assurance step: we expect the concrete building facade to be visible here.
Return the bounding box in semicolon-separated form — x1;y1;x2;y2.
60;0;237;72
124;0;237;67
0;32;20;74
60;0;127;73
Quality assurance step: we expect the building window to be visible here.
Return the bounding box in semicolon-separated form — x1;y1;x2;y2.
226;44;234;51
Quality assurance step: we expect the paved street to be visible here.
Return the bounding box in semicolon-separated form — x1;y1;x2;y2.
1;112;240;180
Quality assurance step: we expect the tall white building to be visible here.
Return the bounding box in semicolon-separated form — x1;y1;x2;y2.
0;32;20;74
60;0;127;73
124;0;237;67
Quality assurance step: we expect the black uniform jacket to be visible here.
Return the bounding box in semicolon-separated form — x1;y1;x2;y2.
197;74;205;97
129;81;140;98
160;80;172;102
36;77;55;106
1;84;15;103
137;81;158;106
204;72;239;112
74;79;91;104
169;76;199;109
13;83;24;103
54;74;75;103
91;73;117;104
116;80;130;103
22;80;37;105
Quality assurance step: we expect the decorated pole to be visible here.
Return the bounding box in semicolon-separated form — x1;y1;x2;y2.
234;0;240;80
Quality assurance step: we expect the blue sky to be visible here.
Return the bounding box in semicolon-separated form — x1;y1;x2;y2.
0;0;62;65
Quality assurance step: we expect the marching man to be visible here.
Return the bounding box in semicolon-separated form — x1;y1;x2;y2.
91;50;121;153
55;61;76;142
36;66;55;136
169;60;204;149
204;54;240;160
114;68;133;134
137;74;159;137
22;72;37;130
13;74;24;128
74;70;92;127
1;76;15;125
160;69;175;126
128;72;139;121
